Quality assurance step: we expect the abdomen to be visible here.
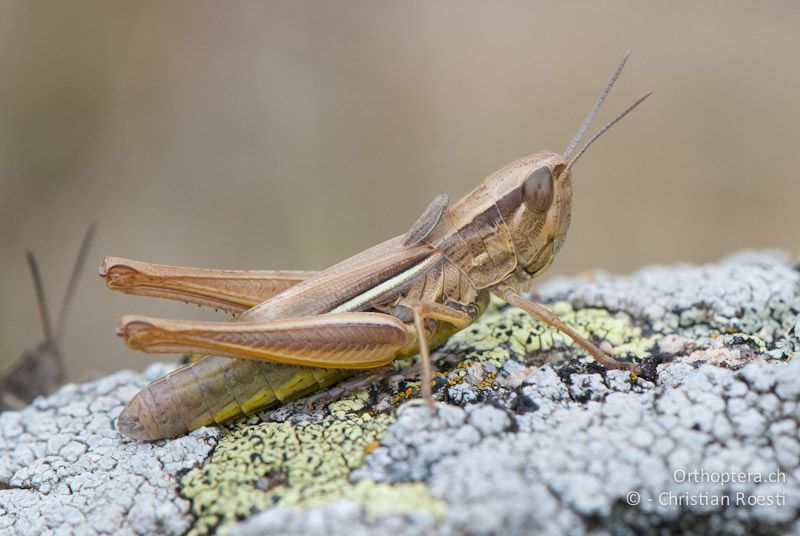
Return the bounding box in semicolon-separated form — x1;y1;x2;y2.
117;358;350;440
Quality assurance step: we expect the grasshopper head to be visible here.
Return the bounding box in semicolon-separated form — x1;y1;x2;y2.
484;151;572;279
427;54;648;290
485;53;650;282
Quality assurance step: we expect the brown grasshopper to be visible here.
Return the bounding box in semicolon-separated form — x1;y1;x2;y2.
101;53;649;441
1;225;96;410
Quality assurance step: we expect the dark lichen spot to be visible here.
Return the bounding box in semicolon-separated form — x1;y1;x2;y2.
637;355;665;382
255;470;288;492
557;364;578;384
510;389;540;414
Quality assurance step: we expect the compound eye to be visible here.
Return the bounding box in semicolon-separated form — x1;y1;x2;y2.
522;165;554;212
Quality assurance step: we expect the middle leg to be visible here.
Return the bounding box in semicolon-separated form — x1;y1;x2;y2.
402;300;473;408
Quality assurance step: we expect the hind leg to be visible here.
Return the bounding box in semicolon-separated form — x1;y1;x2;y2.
100;257;316;313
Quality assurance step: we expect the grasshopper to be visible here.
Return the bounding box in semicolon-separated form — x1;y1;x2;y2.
1;225;95;410
101;53;649;441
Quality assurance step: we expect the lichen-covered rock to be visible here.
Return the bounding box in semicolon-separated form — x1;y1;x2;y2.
543;250;800;360
344;361;800;535
0;364;217;535
1;250;798;535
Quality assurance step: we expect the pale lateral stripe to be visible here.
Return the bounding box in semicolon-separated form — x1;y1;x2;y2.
331;253;442;313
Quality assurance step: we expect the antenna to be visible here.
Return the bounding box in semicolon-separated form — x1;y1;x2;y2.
26;251;55;346
565;92;651;172
56;224;97;343
563;51;630;160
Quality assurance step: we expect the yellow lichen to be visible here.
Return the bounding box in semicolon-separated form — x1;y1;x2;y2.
180;393;443;535
445;299;656;365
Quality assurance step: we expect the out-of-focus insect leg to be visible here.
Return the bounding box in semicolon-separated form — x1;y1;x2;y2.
100;256;316;313
496;286;641;375
404;300;472;408
117;312;416;369
300;366;392;411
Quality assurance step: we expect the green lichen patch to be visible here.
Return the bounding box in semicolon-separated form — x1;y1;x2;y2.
446;299;656;363
179;393;443;534
336;479;446;520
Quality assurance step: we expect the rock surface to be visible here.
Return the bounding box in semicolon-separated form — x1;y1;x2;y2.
1;250;798;535
0;365;218;535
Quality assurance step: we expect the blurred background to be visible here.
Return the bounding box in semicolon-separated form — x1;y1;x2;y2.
2;1;799;382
